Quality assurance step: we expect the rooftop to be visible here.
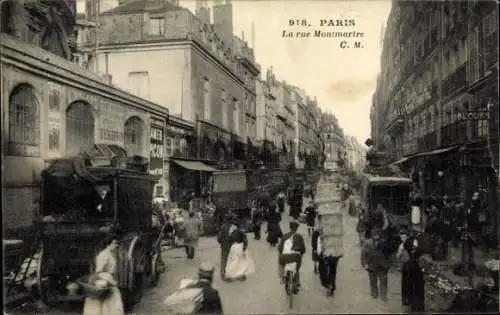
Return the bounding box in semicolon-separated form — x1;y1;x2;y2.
101;0;183;15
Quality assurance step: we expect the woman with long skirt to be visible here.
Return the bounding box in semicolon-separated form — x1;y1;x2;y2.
266;209;283;247
400;235;425;313
83;237;124;315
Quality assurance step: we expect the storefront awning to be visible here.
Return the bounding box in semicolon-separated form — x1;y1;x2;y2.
415;145;460;158
393;157;410;165
172;159;217;172
393;145;460;165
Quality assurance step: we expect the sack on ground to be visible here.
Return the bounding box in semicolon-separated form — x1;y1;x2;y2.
225;243;255;279
164;279;203;314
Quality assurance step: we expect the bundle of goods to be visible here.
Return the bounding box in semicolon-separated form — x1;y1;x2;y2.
318;200;344;257
164;278;204;314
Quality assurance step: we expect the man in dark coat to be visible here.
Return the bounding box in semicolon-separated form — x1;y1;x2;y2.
278;221;306;289
289;187;303;220
190;262;224;314
217;214;237;281
251;206;264;240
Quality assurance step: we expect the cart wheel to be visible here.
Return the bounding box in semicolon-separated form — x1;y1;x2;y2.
122;241;148;312
150;251;163;287
35;247;50;306
122;271;146;312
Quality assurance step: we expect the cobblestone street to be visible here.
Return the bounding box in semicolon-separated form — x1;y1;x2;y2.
133;189;406;314
21;188;407;315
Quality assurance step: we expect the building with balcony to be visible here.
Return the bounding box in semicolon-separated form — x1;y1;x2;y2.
320;112;346;172
255;74;280;168
88;0;261;167
372;0;498;199
271;79;297;167
345;135;368;176
0;0;170;233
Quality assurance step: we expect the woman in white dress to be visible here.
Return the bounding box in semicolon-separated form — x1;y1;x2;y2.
83;237;124;315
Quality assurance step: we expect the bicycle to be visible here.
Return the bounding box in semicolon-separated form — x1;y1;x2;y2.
283;262;298;308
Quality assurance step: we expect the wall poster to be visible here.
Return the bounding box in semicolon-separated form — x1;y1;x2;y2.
99;103;125;143
150;117;165;176
48;82;62;156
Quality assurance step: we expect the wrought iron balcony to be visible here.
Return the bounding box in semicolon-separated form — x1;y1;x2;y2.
442;64;467;97
441;121;467;147
484;32;498;71
385;117;404;136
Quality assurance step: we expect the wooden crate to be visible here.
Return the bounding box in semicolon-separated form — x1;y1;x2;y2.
322;225;344;236
322;235;343;256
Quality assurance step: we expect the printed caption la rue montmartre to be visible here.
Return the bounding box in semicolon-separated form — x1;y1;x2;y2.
282;18;365;48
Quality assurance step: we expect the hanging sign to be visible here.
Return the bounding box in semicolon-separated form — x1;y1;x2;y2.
149;117;165;176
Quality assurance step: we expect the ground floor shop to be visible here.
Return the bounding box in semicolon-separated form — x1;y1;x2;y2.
1;34;169;234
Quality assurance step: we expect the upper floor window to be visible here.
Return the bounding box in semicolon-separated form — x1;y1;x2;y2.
233;98;239;134
483;12;498;37
150;17;165;36
203;78;211;121
221;89;228;128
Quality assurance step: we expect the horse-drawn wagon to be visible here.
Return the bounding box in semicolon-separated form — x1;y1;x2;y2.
20;157;165;310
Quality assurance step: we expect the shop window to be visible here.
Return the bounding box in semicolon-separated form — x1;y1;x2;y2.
8;84;40;154
124;116;145;157
66;101;95;155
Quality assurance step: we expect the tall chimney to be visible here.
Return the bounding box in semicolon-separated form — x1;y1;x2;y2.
241;31;245;41
213;0;233;48
196;0;210;24
251;22;255;50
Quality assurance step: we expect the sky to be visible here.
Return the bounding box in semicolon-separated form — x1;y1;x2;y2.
77;0;392;144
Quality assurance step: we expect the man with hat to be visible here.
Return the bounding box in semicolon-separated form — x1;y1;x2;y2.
190;262;224;314
278;220;306;290
217;213;238;281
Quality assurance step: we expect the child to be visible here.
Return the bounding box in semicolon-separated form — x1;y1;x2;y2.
361;228;390;302
311;215;323;273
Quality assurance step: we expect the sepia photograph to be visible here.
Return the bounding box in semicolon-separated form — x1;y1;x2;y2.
1;0;499;314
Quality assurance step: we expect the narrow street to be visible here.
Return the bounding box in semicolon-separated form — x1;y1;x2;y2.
134;189;405;314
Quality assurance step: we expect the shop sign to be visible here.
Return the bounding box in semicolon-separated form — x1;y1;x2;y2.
166;125;192;136
149;117;165;176
456;110;490;121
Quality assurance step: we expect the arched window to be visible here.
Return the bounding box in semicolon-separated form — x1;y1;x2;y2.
8;84;40;154
66;101;95;155
124;116;145;157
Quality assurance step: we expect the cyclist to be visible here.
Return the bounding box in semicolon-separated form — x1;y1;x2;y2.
278;221;306;290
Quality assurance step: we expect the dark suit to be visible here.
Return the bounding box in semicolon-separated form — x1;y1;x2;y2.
217;223;234;278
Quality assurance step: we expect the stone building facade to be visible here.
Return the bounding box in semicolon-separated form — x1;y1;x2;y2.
91;0;260;165
1;0;169;233
372;1;498;199
321;113;346;172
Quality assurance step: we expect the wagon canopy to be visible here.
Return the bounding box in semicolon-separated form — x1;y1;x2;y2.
41;157;158;230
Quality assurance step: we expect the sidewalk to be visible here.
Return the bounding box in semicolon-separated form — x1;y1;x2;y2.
421;242;499;312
